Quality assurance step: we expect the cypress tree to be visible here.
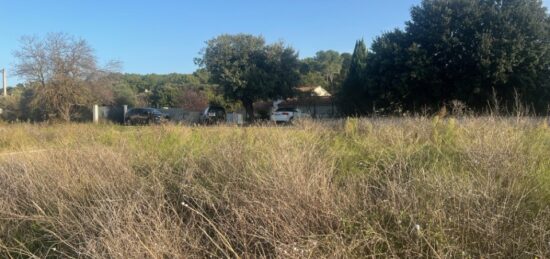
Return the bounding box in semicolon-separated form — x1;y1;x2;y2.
339;39;368;115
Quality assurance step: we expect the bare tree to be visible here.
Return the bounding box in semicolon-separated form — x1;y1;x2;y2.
88;61;124;106
13;33;112;121
178;88;208;111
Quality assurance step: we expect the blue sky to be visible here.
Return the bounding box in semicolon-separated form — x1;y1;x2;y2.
1;0;549;84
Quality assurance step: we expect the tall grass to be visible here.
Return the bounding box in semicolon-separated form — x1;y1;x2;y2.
0;117;549;258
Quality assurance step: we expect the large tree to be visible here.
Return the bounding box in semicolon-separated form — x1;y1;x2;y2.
13;33;115;121
366;29;428;112
363;0;550;113
197;34;300;120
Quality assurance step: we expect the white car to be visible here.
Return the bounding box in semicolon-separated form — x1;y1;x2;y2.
270;107;309;123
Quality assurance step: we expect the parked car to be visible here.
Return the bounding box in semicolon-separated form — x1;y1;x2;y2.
270;107;309;123
125;108;170;125
200;105;226;124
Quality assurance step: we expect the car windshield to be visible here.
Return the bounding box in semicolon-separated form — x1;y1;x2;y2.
147;109;163;115
208;106;225;113
276;107;296;112
128;109;143;115
205;107;225;116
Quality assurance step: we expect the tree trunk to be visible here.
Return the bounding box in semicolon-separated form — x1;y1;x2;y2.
242;99;255;122
58;103;72;122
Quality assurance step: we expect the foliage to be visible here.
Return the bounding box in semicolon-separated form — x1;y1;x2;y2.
112;81;138;107
150;83;181;108
299;71;327;88
359;0;550;114
0;87;23;121
299;51;350;93
177;88;209;111
339;39;368;115
197;34;301;120
115;72;235;109
313;50;344;90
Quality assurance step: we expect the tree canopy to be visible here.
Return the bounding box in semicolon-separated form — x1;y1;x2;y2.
197;34;301;120
299;50;350;93
357;0;550;114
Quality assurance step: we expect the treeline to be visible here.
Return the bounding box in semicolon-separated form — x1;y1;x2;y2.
109;71;224;109
1;70;227;121
196;0;550;119
0;34;352;122
1;0;549;122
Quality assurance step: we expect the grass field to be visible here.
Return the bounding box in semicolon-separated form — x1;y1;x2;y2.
0;117;549;258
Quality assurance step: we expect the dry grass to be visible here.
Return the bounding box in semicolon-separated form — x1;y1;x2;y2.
0;117;549;258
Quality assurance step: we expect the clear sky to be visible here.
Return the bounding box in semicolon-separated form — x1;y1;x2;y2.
1;0;549;84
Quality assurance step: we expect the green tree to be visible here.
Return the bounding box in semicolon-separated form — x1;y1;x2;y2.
299;57;327;88
300;71;327;88
364;0;550;113
112;81;138;107
339;40;368;115
150;83;180;108
197;34;300;120
338;53;352;80
299;50;348;93
366;29;428;112
314;50;343;91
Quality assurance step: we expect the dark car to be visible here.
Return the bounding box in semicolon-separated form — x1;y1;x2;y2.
199;105;226;124
125;108;170;125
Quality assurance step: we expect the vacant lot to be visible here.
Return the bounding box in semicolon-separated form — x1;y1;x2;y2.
0;118;549;258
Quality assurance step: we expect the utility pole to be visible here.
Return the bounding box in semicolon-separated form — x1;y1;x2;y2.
1;68;6;97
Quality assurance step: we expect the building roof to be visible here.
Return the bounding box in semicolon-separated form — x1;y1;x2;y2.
296;86;331;97
252;86;333;111
254;96;334;111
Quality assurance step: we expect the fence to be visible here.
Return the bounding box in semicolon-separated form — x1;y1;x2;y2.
96;106;244;125
99;106;125;123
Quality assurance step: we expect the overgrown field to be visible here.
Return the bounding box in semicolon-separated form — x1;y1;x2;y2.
0;118;549;258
